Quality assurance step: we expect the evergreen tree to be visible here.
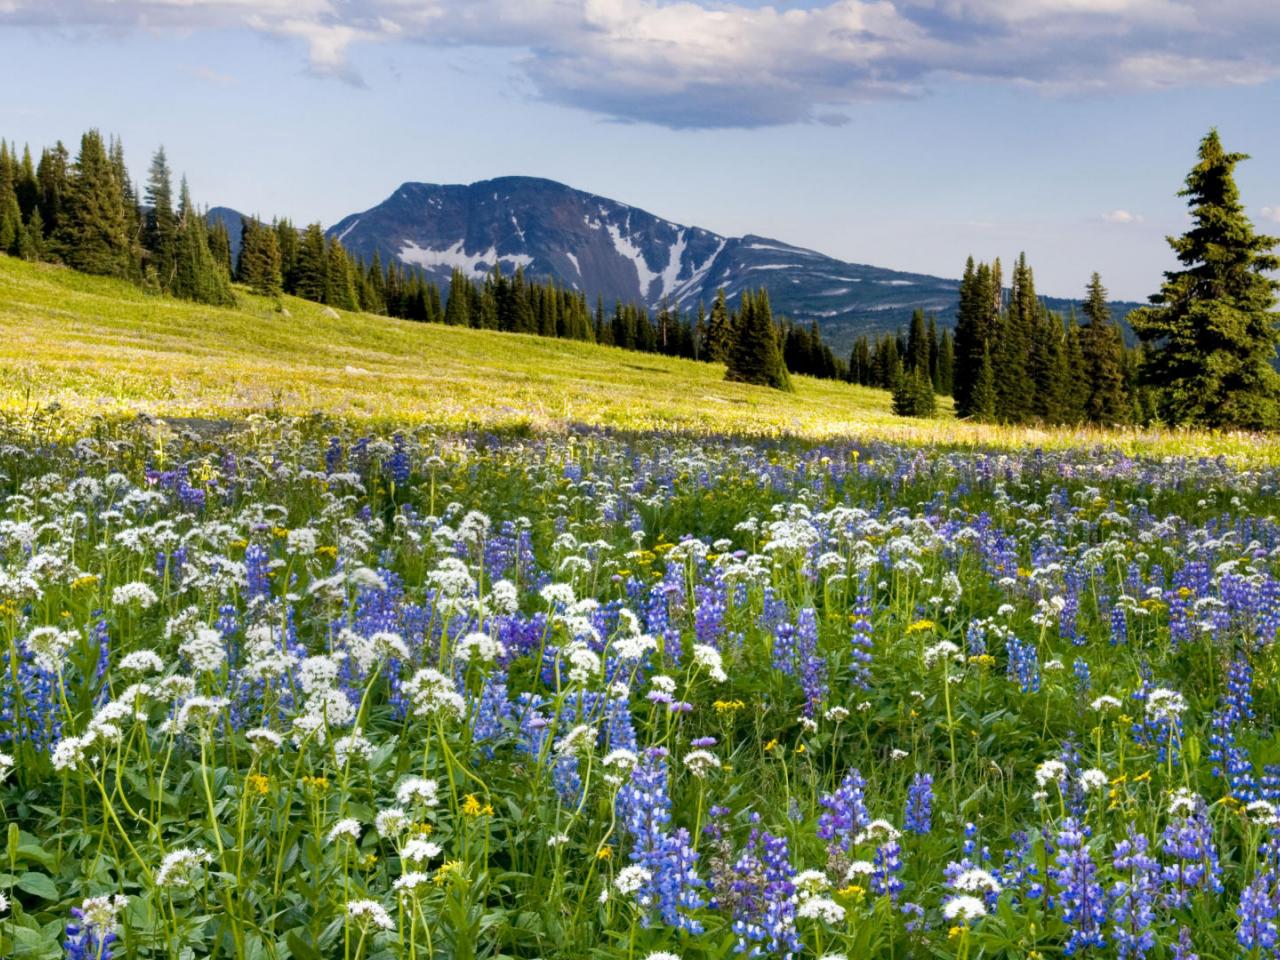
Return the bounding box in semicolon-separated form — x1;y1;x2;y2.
170;181;234;306
293;224;327;303
905;308;930;374
927;315;940;390
237;217;283;297
936;330;955;396
1080;272;1128;424
36;142;69;242
995;253;1035;422
706;288;734;363
207;220;233;279
108;136;143;270
892;367;937;418
953;256;997;416
971;344;997;420
276;218;299;292
1062;314;1090;424
144;147;177;287
1028;308;1065;422
725;289;791;390
14;145;38;222
1129;134;1280;426
443;268;471;326
1130;130;1280;428
57;130;135;278
323;238;359;311
19;206;44;261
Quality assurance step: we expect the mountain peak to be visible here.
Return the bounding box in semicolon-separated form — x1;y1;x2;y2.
323;177;1136;350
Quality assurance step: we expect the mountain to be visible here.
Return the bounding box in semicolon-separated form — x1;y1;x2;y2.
206;206;254;264
318;176;1139;352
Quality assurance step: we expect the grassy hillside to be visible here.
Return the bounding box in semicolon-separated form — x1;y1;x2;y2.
1;255;1277;460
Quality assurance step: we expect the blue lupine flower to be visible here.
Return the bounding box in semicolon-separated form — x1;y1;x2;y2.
1236;870;1279;956
849;595;874;689
1051;818;1107;954
817;768;870;852
904;772;933;835
1110;828;1159;960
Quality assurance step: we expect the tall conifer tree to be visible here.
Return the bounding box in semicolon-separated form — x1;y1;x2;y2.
1130;130;1280;429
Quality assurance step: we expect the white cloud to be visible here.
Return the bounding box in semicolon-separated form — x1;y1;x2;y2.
5;0;1280;126
1260;206;1280;224
1102;209;1144;224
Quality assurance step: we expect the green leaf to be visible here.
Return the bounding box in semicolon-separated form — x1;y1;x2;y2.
16;872;58;900
285;930;323;960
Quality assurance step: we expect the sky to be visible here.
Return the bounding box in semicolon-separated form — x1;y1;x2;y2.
2;1;1279;301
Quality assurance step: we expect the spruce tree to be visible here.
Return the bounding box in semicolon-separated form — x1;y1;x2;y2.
57;130;135;278
892;367;937;418
36;142;69;241
323;239;359;311
725;289;791;391
1130;130;1280;429
293;224;327;303
238;217;283;297
1062;314;1090;424
971;344;997;420
171;182;234;306
144;147;177;287
906;308;930;374
276;218;299;292
1028;308;1065;422
19;207;45;261
1080;272;1128;424
443;269;471;326
706;288;734;363
936;330;955;396
207;220;233;279
995;253;1035;422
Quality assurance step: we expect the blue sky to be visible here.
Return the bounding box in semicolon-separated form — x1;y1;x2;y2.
3;1;1279;301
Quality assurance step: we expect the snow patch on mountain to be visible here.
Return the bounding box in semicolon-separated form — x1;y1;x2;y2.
606;221;659;298
657;229;688;301
335;218;361;244
398;240;533;276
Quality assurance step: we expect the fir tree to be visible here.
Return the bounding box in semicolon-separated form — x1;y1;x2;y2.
936;330;955;396
19;206;45;261
970;344;997;421
1028;308;1065;422
57;130;135;278
293;224;327;303
906;308;930;374
995;253;1035;422
1080;272;1128;424
36;142;69;241
443;268;470;326
706;288;734;363
276;218;299;292
323;238;359;311
1062;313;1090;424
892;366;937;417
144;147;177;287
170;181;234;306
1130;130;1280;429
207;219;233;279
237;217;283;298
725;289;791;391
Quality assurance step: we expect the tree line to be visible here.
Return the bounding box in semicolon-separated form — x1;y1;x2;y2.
5;127;1277;428
0;128;851;385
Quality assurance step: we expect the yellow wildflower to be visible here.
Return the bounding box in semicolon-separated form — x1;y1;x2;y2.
434;860;463;885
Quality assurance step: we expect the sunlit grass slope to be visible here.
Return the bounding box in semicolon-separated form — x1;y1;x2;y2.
2;255;1278;460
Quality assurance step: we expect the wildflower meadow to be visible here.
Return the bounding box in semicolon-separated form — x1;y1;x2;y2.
1;416;1279;960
